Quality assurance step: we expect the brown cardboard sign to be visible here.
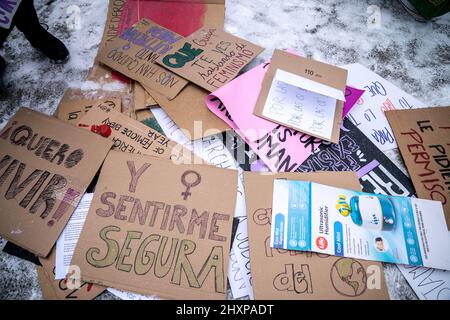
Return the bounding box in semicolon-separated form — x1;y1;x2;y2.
97;18;189;100
38;247;105;300
145;84;230;139
76;103;199;164
55;89;121;124
253;50;347;143
244;171;389;300
0;108;113;257
386;106;450;228
156;27;264;92
71;151;237;299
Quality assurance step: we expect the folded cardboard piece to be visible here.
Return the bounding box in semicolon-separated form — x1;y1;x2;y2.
37;247;106;300
0;107;113;257
254;50;348;143
244;171;389;299
55;89;122;124
156;26;264;92
75;102;189;162
71;151;238;299
386;106;450;228
97;0;229;140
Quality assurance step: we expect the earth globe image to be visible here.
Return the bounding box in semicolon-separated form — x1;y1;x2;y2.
330;258;367;297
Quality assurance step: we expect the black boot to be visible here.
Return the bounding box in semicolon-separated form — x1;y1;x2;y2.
14;0;69;63
26;26;70;63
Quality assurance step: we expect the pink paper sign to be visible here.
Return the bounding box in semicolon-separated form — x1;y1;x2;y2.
206;56;363;172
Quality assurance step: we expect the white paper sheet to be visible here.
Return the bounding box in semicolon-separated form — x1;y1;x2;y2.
344;63;424;152
55;193;93;280
261;69;337;140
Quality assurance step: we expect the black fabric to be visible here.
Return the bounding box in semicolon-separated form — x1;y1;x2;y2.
0;0;69;62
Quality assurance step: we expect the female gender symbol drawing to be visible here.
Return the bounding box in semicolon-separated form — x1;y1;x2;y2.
181;170;202;200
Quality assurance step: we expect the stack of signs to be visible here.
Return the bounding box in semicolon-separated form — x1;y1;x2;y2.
244;171;389;299
0;108;112;257
71;151;238;299
205;50;363;172
253;50;347;143
344;63;424;152
386;106;450;227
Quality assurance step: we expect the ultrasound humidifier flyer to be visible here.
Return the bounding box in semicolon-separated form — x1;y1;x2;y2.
270;180;450;271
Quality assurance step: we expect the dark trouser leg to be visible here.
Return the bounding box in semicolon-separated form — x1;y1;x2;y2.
12;0;69;62
13;0;45;46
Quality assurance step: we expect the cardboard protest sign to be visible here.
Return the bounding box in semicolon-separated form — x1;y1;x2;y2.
206;51;363;172
71;151;238;299
0;108;113;257
244;171;389;299
254;50;347;143
38;247;105;300
98;18;189;100
386;106;450;227
76;103;199;164
156;27;264;92
55;89;121;124
297;118;416;198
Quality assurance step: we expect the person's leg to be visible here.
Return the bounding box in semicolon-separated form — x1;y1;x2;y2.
13;0;69;63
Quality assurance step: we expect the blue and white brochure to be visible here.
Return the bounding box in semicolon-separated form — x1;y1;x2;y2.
270;180;450;271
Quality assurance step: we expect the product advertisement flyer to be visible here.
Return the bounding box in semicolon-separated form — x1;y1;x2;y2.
270;180;450;271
